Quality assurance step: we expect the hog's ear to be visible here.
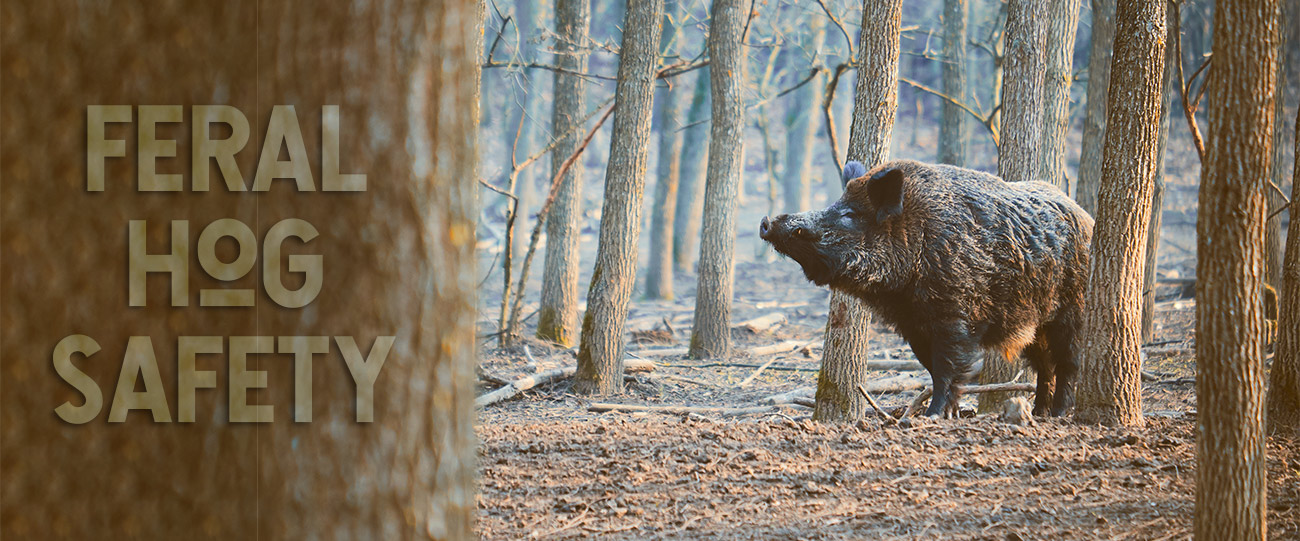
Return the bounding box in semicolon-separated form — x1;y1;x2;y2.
841;161;868;188
867;168;905;222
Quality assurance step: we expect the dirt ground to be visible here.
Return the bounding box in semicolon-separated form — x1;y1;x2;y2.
475;259;1299;539
472;120;1297;538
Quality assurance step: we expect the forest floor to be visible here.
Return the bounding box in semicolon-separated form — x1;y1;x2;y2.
474;259;1300;539
472;136;1297;538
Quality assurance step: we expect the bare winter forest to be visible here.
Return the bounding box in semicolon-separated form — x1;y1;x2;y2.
473;0;1300;538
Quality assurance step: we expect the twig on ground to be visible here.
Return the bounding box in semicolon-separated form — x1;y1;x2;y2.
476;359;656;407
587;403;784;416
735;357;780;387
858;384;899;425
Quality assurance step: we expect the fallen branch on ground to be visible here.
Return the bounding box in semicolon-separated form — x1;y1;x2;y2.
476;359;656;407
587;403;785;416
858;384;899;426
900;382;1037;419
738;312;787;333
765;373;929;405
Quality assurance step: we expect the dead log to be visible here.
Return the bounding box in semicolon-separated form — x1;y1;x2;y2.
764;373;929;404
900;382;1037;419
476;359;656;407
587;403;783;416
738;312;787;333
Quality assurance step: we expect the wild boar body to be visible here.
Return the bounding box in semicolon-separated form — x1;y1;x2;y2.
760;159;1094;417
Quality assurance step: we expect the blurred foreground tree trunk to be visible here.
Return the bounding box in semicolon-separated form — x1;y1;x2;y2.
1074;0;1166;427
1077;0;1117;213
1270;106;1300;433
537;0;593;345
814;0;903;421
938;0;969;166
981;0;1048;412
645;0;686;300
1195;0;1281;536
673;69;712;273
688;0;747;359
1039;0;1082;189
0;0;481;538
574;0;664;395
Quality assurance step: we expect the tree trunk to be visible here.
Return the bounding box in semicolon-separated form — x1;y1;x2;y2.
1074;0;1166;427
1141;14;1180;342
783;17;827;213
645;0;686;300
505;0;547;265
573;0;665;395
1195;0;1281;536
1039;0;1083;190
673;69;712;273
537;0;593;345
688;0;747;359
1;1;480;538
1077;0;1117;213
814;0;904;422
939;0;970;166
1266;2;1295;292
1270;106;1300;433
982;0;1049;411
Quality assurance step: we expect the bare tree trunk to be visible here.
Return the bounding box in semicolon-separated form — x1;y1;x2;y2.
673;69;712;273
1270;105;1300;432
537;0;593;345
939;0;970;166
574;0;665;395
1;1;480;538
645;0;686;300
505;0;547;264
1266;3;1295;291
1074;0;1166;427
1077;0;1117;212
1039;0;1083;190
1141;14;1180;342
688;0;748;359
814;0;904;422
1195;0;1281;536
783;16;827;213
982;0;1049;411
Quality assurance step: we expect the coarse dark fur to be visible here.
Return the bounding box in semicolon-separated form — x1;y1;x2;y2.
760;159;1094;418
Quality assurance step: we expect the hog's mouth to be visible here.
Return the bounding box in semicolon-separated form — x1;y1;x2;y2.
760;216;835;286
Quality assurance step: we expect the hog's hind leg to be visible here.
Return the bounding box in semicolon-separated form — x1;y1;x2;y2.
1023;335;1054;416
1044;321;1079;417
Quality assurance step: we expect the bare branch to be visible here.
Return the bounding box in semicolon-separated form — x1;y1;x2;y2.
1172;1;1207;162
815;0;854;60
897;75;999;146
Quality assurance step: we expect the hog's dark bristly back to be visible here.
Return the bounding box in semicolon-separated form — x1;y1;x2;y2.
759;159;1094;418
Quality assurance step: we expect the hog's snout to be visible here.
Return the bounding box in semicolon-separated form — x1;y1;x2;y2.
760;214;794;241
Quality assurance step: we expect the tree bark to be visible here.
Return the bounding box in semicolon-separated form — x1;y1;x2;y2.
1077;0;1117;213
1039;0;1083;190
1;1;480;538
673;69;712;273
1270;106;1300;433
574;0;665;395
1074;0;1166;427
1265;0;1296;292
982;0;1049;411
504;0;547;264
537;0;593;345
783;16;827;213
814;0;904;422
1140;13;1179;342
939;0;970;167
688;0;747;359
1195;0;1281;536
645;0;686;300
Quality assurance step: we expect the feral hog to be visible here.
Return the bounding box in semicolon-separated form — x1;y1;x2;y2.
760;160;1094;418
